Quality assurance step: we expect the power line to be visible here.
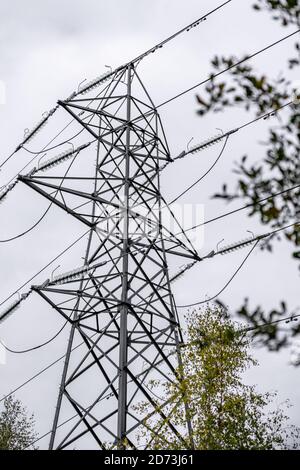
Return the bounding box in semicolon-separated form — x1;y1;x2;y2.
181;183;300;235
237;101;293;131
1;12;298;444
242;313;300;333
2;105;296;284
160;100;294;205
0;98;294;228
172;100;293;162
0;74;116;179
175;222;300;308
0;332;98;405
0;320;69;355
0;115;89;187
0;245;150;353
0;106;60;171
1;108;98;188
0;90;126;202
0;1;232;174
0;151;80;243
138;221;299;313
0;229;90;309
199;221;299;261
126;0;233;68
0;93;133;308
2;291;298;416
21;305;300;449
2;296;298;449
156;98;292;185
0;178;294;318
2;96;294;218
169;135;230;205
3;177;296;318
0;150;18;172
176;240;259;308
10;313;300;449
157;29;300;108
138;99;295;235
26;414;77;449
24;344;180;448
73;1;234;98
163;98;293;196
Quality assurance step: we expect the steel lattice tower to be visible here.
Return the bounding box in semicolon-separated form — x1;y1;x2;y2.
18;64;198;449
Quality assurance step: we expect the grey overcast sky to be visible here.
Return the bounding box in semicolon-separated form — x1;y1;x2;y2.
0;0;299;448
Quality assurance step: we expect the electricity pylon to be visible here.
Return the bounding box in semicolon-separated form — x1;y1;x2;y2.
19;64;198;449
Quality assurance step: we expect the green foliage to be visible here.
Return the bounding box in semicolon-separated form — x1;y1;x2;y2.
135;307;299;449
0;396;38;450
195;1;300;355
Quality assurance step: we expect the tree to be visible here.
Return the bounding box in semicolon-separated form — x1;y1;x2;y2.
194;0;300;355
136;306;299;449
0;395;38;450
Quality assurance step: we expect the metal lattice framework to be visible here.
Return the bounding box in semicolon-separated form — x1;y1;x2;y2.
17;65;199;449
2;1;298;449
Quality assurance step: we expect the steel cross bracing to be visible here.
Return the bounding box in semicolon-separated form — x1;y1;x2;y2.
18;65;198;449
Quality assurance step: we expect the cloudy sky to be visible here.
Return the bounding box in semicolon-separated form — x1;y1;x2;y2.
0;0;299;449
